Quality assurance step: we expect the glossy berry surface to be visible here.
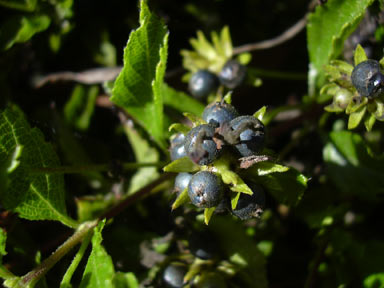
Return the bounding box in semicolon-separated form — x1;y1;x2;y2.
184;124;219;165
229;115;265;157
351;59;384;98
218;60;247;89
174;173;192;194
188;171;224;208
162;262;187;288
202;101;239;127
232;183;265;220
170;133;187;161
189;70;219;99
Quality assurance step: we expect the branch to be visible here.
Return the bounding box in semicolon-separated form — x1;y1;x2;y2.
232;15;307;55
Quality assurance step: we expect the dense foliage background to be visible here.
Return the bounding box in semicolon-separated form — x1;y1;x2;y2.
1;0;384;287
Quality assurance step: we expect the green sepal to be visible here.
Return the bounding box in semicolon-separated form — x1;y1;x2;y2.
231;192;241;210
169;123;190;134
163;157;200;173
330;60;354;76
253;106;267;123
223;92;232;104
354;44;368;66
373;100;384;121
204;207;216;225
324;103;344;113
364;113;376;132
171;188;190;210
346;96;368;114
348;105;366;129
183;112;206;127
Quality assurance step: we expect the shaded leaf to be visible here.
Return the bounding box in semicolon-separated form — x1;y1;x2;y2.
364;113;376;132
0;15;51;50
163;157;200;173
0;0;37;11
113;272;139;288
111;0;168;149
348;105;366;129
0;228;6;265
204;207;215;225
79;220;114;288
364;273;384;288
0;105;77;227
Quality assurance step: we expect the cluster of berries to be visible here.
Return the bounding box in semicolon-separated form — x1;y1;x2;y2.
169;101;266;220
188;60;246;100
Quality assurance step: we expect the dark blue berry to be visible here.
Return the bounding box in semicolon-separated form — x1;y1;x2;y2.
189;231;216;260
229;115;265;157
162;262;187;288
218;60;247;89
174;173;192;194
170;133;187;161
351;59;384;98
189;70;219;100
232;183;265;220
184;124;219;165
202;102;239;127
188;171;224;208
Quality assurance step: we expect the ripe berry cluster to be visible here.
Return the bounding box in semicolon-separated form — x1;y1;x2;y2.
188;60;246;100
169;101;266;220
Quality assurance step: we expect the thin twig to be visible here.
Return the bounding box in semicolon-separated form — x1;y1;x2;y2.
232;15;308;55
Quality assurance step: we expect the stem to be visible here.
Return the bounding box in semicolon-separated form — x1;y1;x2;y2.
247;67;307;81
29;162;166;175
232;15;307;55
17;220;98;287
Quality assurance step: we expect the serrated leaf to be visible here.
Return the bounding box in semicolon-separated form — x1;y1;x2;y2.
123;124;159;195
79;220;114;288
113;272;139;288
183;112;206;126
253;106;267;123
0;106;77;227
163;157;200;173
0;15;51;51
324;131;384;201
307;0;374;94
0;0;37;11
204;207;215;225
168;123;190;135
210;217;268;288
171;188;189;210
364;113;376;132
111;1;168;149
354;44;368;66
348;105;366;129
162;84;205;116
64;85;98;131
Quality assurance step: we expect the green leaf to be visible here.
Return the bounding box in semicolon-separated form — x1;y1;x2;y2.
0;0;37;11
0;15;51;51
123;124;159;195
256;168;307;206
80;220;114;288
0;106;77;227
364;113;376;132
346;96;368;114
364;273;384;288
162;84;205;116
354;44;368;66
171;188;189;210
307;0;374;94
76;196;115;222
253;106;267;123
324;131;384;201
113;272;139;288
168;123;190;135
0;228;6;265
246;162;289;176
183;112;206;126
110;0;168;149
330;60;354;76
223;92;232;104
231;192;241;210
348;105;366;129
64;85;98;131
163;157;200;173
204;207;215;225
210;217;268;288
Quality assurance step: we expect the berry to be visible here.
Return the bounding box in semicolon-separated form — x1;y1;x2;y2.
202;101;239;127
232;183;265;220
170;133;187;161
189;70;219;100
351;59;384;98
184;124;220;165
228;115;265;157
218;60;247;89
162;262;188;288
188;231;216;260
174;173;192;194
188;171;224;208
